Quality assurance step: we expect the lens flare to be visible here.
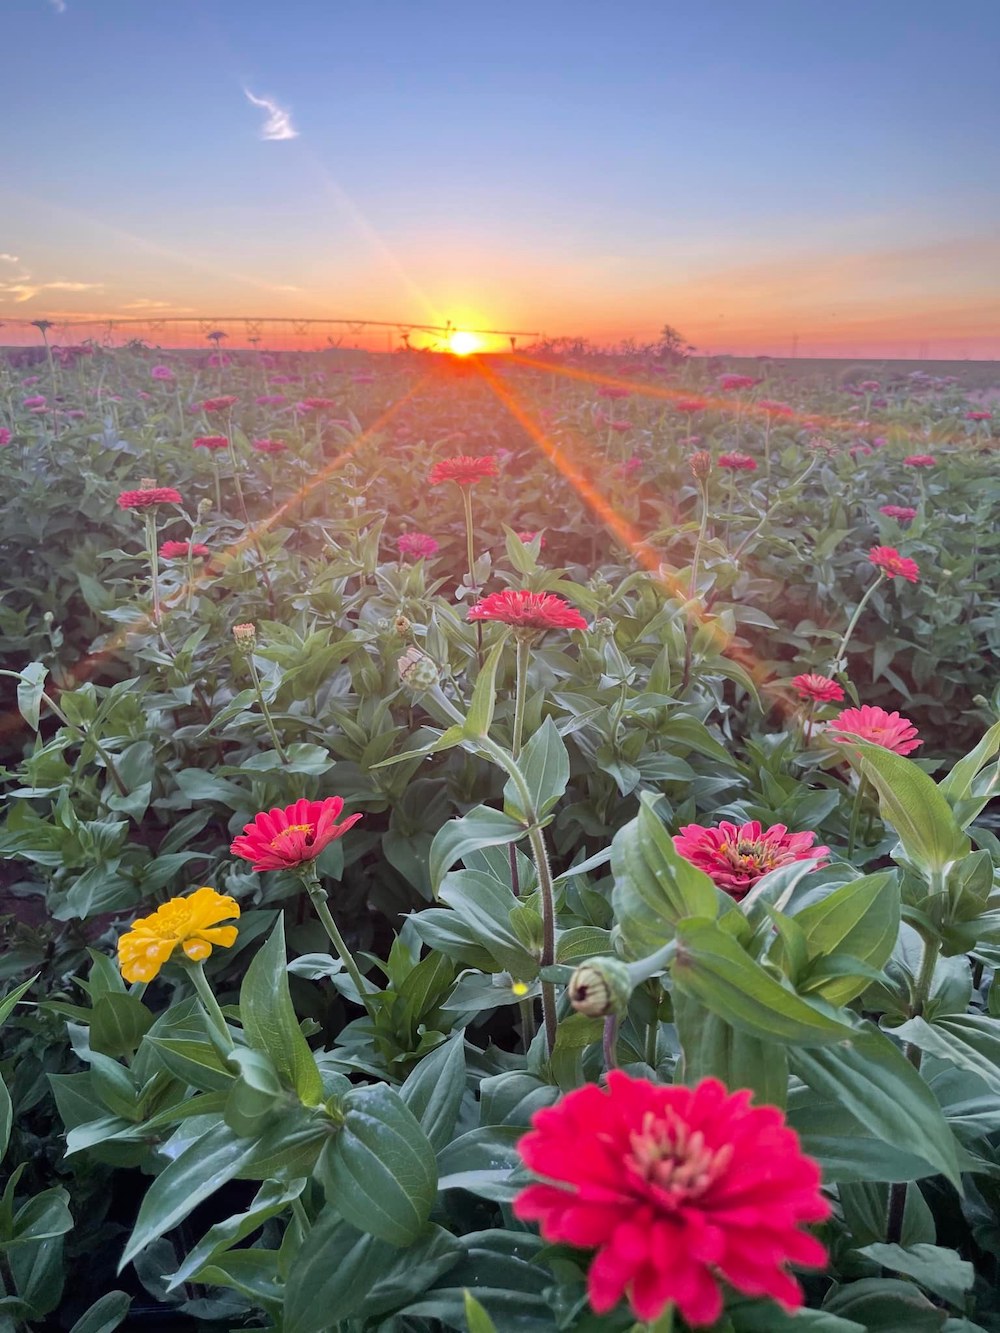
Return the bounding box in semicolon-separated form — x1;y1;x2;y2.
448;330;480;356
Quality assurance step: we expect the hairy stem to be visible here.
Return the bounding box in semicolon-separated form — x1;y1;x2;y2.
302;866;377;1021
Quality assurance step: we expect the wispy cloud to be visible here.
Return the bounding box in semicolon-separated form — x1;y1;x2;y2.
0;277;103;304
122;299;195;312
48;0;67;13
244;88;299;141
0;253;20;265
45;280;103;291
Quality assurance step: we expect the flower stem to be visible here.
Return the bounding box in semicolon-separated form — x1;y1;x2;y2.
461;485;483;666
603;1014;619;1071
689;478;709;600
246;652;289;764
143;511;161;626
831;571;885;673
512;635;531;760
847;774;870;860
301;866;377;1022
188;960;234;1050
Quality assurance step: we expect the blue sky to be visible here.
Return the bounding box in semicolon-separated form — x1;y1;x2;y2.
3;0;999;354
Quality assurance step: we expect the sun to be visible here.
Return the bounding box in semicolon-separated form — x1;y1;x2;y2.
448;330;480;356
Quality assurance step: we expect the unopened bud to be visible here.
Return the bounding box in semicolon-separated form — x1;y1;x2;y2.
140;476;157;489
689;450;712;480
232;622;257;652
592;616;615;639
197;497;212;516
567;956;633;1018
43;611;54;624
393;614;413;638
397;645;439;691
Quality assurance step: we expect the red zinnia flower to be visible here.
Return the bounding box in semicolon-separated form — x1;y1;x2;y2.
718;451;757;471
253;438;287;454
428;454;499;487
299;396;335;411
869;545;919;582
0;429;11;446
230;796;362;873
255;394;287;406
117;487;183;510
517;530;546;548
674;397;706;413
757;399;794;418
719;374;758;391
792;673;844;703
467;589;587;632
673;820;829;899
160;540;209;559
879;505;917;523
514;1071;829;1327
193;435;229;451
397;532;439;559
597;385;631;399
965;411;991;422
903;454;936;467
827;704;921;755
201;396;238;413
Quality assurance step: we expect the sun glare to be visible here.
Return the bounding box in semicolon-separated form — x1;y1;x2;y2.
448;330;480;356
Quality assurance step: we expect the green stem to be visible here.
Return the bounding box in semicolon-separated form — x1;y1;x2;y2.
887;930;938;1243
689;478;709;600
603;1014;619;1071
188;960;234;1050
290;1196;311;1237
847;774;870;860
645;1012;659;1070
461;486;483;665
302;867;377;1022
512;635;531;760
246;653;289;764
144;511;161;626
1;672;128;797
831;572;885;673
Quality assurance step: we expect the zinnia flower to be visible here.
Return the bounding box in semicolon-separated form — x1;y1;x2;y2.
193;435;229;451
827;704;921;755
252;438;287;454
597;385;631;400
201;396;238;413
673;820;829;898
719;374;758;391
150;365;175;381
23;395;46;408
514;1071;829;1327
467;589;588;632
517;530;546;548
674;398;706;413
757;399;794;418
117;487;183;510
718;451;757;471
397;532;439;559
0;429;11;446
903;454;936;467
160;540;210;559
428;454;499;487
255;394;287;406
879;505;917;523
792;673;844;703
231;796;362;873
117;887;240;983
965;411;991;422
299;396;335;411
869;545;919;582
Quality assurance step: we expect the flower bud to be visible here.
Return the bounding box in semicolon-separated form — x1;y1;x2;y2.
393;614;413;638
567;956;633;1018
140;476;157;489
43;610;54;624
197;497;213;517
232;622;257;653
689;450;712;480
397;645;440;692
592;616;615;639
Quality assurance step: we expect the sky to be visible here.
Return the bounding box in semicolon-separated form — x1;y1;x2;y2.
2;0;999;357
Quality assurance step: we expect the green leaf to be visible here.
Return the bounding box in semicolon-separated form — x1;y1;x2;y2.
400;1033;467;1152
167;1178;305;1291
16;663;47;732
503;717;569;821
0;976;36;1029
893;1013;1000;1098
89;993;153;1059
790;872;900;1004
611;794;720;957
939;720;1000;807
463;638;506;739
789;1025;963;1187
316;1083;437;1245
0;1075;11;1165
464;1290;499;1333
823;1277;946;1331
429;808;526;895
146;1036;236;1093
67;1292;132;1333
239;915;323;1106
859;1243;974;1307
674;990;788;1107
224;1048;285;1138
672;918;861;1046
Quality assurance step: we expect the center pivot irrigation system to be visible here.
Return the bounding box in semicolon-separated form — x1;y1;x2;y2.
1;315;544;352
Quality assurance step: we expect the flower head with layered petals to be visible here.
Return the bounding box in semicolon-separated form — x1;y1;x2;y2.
879;505;917;523
252;438;287;454
193;435;229;451
117;487;182;510
428;454;499;487
467;589;587;633
201;396;238;413
118;887;240;982
673;820;829;898
515;1071;829;1327
718;451;757;471
231;796;362;872
904;454;936;467
869;545;920;582
792;673;845;703
160;540;209;560
828;704;921;755
397;532;439;559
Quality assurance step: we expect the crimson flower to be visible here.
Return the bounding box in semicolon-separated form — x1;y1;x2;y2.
757;399;794;418
255;394;287;406
792;673;844;703
674;820;829;899
514;1071;829;1327
118;487;183;510
517;530;546;548
397;532;439;559
160;540;209;559
869;545;919;582
903;454;936;467
428;454;499;487
193;435;229;451
467;589;587;632
879;505;917;523
231;797;362;872
597;385;631;399
827;704;921;755
299;396;335;411
966;410;992;422
719;374;758;391
718;451;757;471
0;429;11;446
253;438;287;454
674;397;707;413
201;396;238;413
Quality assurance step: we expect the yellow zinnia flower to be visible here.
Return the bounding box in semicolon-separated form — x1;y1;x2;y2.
117;887;240;983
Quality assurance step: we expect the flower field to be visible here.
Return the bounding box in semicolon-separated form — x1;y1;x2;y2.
1;342;1000;1332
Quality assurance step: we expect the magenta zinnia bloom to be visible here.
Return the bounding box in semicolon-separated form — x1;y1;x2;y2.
0;428;11;446
792;673;844;703
193;435;229;451
428;454;499;487
597;385;631;400
903;454;936;467
160;540;209;559
397;532;439;559
255;394;287;406
828;704;921;755
869;545;919;582
252;438;287;454
514;1071;829;1327
757;399;794;418
966;410;992;421
468;589;587;632
718;451;757;471
117;487;183;510
674;397;707;414
201;396;238;413
879;505;917;523
231;797;362;872
674;820;829;899
517;530;546;548
23;396;46;409
150;365;175;381
719;374;758;391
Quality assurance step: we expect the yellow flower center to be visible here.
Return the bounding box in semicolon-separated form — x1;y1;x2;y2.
269;822;315;849
628;1109;733;1203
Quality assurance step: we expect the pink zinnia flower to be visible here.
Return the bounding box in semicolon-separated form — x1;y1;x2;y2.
160;540;210;559
858;380;880;392
903;454;936;467
428;455;499;487
965;410;992;422
193;435;229;451
718;451;757;471
719;374;758;391
869;545;919;583
299;397;335;411
231;796;362;873
674;820;829;899
674;397;706;414
252;438;287;454
879;505;917;523
117;487;183;511
757;399;794;418
255;394;287;406
514;1071;829;1327
0;428;11;446
597;385;631;400
792;673;844;704
467;589;587;632
200;396;238;413
23;396;46;409
517;531;546;548
397;532;439;559
150;365;175;381
352;372;375;384
828;704;921;755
